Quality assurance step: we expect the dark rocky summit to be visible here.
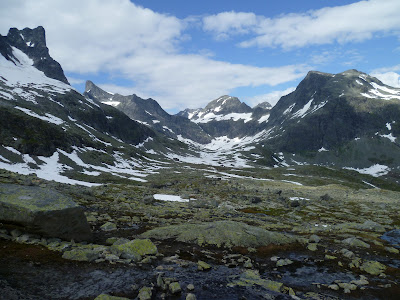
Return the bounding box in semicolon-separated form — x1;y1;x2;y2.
6;26;69;84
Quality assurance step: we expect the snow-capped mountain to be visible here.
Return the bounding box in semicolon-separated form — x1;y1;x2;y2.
262;69;400;169
84;81;212;144
176;95;271;139
0;26;181;186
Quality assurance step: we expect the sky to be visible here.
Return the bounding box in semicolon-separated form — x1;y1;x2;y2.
0;0;400;113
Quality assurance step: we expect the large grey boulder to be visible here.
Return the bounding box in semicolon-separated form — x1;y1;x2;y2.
0;184;92;241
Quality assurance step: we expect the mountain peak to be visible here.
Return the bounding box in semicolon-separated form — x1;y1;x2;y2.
4;26;69;84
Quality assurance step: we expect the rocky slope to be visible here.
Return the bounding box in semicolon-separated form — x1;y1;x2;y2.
0;26;185;186
263;70;400;170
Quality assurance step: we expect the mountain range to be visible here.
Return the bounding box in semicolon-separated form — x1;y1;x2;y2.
1;26;400;185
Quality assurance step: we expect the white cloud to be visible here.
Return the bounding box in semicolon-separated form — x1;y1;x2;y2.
371;71;400;88
203;0;400;49
246;87;296;108
203;11;259;40
0;0;307;112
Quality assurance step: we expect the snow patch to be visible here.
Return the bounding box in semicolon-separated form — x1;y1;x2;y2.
344;164;390;177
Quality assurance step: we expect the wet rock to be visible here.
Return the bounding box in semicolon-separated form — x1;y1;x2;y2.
169;282;181;294
110;239;157;262
138;286;152;300
324;255;336;260
276;258;293;267
142;220;301;248
0;184;92;241
342;237;370;248
100;222;117;231
360;260;386;275
228;270;283;293
197;260;211;271
62;248;99;262
94;294;130;300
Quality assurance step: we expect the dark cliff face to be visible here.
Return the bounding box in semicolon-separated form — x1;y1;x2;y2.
6;26;69;84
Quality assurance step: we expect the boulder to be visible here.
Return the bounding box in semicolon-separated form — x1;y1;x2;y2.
141;220;300;248
0;184;92;241
110;239;157;261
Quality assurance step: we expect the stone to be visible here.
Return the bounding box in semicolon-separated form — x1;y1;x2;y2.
276;258;293;267
110;239;157;261
228;270;283;292
197;260;211;271
351;275;369;286
138;286;152;300
360;260;386;275
342;237;370;248
169;282;181;294
355;220;385;233
186;284;195;291
62;248;99;262
307;243;318;251
100;222;117;231
328;284;339;291
94;294;130;300
142;220;300;248
0;184;92;241
325;255;337;260
385;246;399;254
309;234;321;243
338;282;357;291
186;293;197;300
340;248;355;259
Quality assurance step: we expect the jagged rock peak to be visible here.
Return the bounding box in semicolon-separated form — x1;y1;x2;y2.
85;80;114;99
4;26;69;84
254;101;272;110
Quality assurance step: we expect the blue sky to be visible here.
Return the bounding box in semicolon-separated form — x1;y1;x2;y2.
1;0;400;112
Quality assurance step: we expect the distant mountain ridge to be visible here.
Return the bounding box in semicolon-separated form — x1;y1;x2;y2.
84;81;213;144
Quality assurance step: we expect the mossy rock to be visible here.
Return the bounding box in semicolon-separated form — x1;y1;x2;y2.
62;248;99;262
142;220;300;248
110;239;157;261
360;260;387;275
228;270;283;293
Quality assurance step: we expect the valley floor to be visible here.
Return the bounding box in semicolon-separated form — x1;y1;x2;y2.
0;164;400;300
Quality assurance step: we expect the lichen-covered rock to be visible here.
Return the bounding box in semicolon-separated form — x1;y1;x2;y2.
342;237;370;248
276;258;293;267
141;220;300;248
169;282;182;294
360;260;386;275
100;222;117;231
0;184;92;241
110;239;157;261
62;248;99;262
228;270;283;293
138;286;152;300
197;260;211;271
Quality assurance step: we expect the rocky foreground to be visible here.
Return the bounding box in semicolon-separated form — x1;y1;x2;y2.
0;165;400;300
